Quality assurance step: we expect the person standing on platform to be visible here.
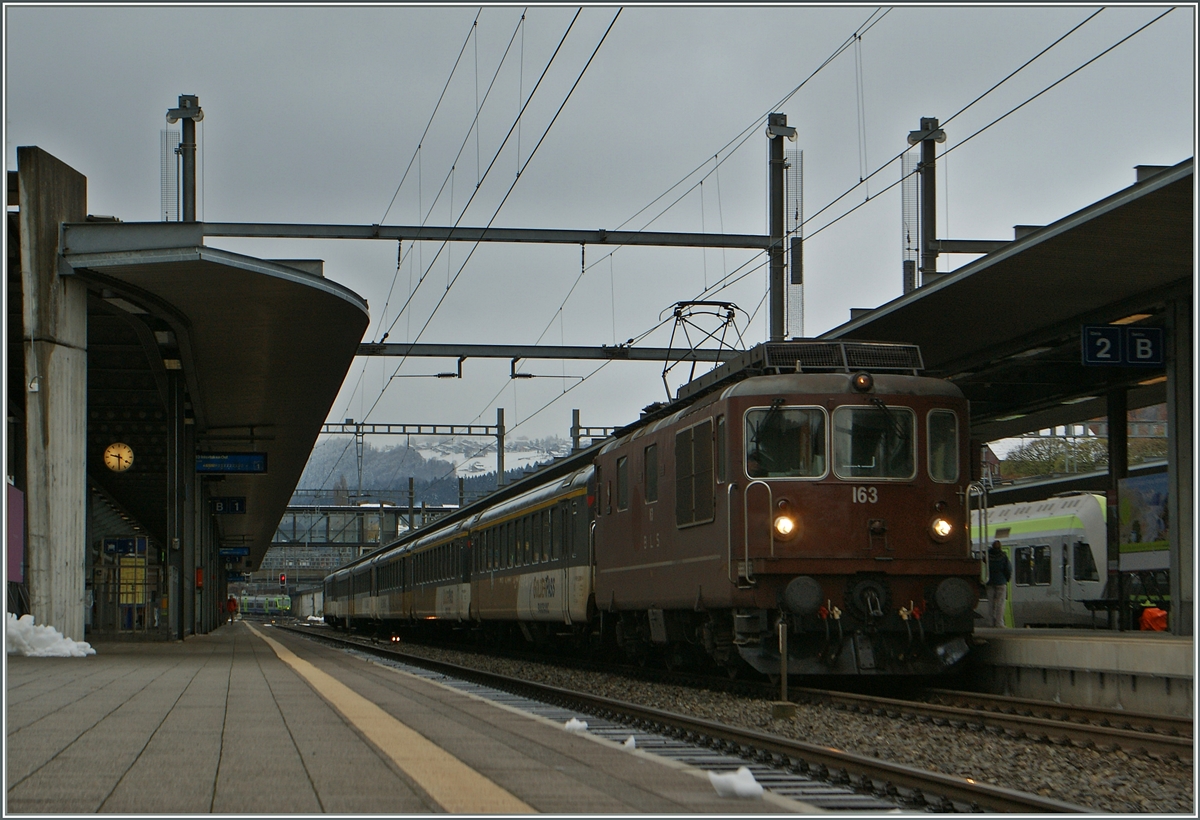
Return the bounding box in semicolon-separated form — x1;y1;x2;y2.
227;594;238;624
986;540;1011;627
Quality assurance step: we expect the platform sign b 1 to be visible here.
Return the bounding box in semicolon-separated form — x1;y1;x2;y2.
210;496;246;514
1082;325;1163;367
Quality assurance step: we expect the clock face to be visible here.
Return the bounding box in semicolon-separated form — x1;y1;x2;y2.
104;442;134;472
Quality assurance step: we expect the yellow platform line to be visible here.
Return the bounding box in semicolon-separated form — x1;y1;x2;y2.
248;624;534;814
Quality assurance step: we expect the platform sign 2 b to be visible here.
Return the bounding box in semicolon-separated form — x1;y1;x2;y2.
1082;325;1164;367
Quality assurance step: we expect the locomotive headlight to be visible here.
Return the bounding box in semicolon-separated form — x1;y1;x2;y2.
851;371;874;392
930;516;954;541
773;499;800;540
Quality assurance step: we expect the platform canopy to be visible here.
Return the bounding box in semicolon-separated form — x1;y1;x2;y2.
64;241;369;569
821;158;1192;442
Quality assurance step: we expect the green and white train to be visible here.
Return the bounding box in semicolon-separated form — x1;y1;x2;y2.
972;493;1107;627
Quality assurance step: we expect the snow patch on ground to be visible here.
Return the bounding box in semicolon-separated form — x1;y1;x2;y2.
6;613;96;657
708;767;763;798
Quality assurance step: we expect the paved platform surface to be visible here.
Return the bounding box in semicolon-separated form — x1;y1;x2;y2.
6;622;816;814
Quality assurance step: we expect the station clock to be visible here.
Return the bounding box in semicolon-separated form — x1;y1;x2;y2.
103;442;134;473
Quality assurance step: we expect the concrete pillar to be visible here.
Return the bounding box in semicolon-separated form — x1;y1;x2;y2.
18;147;88;641
1166;296;1193;635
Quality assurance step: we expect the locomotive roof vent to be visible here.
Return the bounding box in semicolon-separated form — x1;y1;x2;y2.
675;340;924;401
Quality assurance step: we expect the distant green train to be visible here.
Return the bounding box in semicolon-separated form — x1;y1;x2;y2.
239;594;292;617
971;493;1108;627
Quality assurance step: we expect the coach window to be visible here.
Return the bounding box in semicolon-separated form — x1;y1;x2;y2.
644;444;658;503
523;517;532;565
616;457;629;511
532;512;542;564
550;507;560;560
1032;545;1051;585
746;406;827;478
543;510;552;562
832;405;914;480
1014;545;1051;586
570;499;580;558
927;409;959;483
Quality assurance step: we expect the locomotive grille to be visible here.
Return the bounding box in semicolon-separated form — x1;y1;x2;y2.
676;340;924;400
765;343;845;369
843;343;924;372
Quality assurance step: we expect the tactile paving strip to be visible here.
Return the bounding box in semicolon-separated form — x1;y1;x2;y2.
352;650;899;811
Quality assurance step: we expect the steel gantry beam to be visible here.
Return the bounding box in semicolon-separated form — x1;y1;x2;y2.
356;343;745;361
61;221;774;254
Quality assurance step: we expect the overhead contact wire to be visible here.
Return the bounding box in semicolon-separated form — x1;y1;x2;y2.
804;7;1170;242
803;7;1106;234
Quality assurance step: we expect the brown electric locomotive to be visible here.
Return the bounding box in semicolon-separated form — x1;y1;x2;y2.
324;340;980;677
590;340;979;675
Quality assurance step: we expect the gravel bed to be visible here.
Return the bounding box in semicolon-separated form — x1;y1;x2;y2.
386;642;1193;813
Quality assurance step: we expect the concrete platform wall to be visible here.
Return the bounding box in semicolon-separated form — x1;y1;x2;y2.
970;629;1193;716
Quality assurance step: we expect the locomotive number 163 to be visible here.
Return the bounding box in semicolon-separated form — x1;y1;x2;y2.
852;486;878;503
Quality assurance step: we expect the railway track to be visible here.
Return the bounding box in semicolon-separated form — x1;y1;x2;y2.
921;687;1193;738
790;686;1193;763
280;624;1094;813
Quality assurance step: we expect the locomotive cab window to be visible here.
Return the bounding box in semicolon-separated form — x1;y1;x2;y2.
745;406;827;478
926;409;959;483
832;405;915;480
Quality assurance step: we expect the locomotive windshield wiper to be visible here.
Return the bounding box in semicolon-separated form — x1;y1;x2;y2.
748;397;785;449
871;397;908;442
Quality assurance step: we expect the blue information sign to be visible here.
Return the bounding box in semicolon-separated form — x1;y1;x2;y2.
1082;326;1122;365
210;496;247;514
1124;327;1164;366
226;573;250;583
196;453;268;474
1082;325;1164;367
218;547;250;557
104;536;147;555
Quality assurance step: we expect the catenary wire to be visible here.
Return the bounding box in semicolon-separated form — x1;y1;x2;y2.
804;6;1171;242
365;9;620;428
371;9;584;356
324;8;875;496
802;7;1106;234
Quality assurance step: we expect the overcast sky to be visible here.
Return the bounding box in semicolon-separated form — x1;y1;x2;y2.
5;4;1196;476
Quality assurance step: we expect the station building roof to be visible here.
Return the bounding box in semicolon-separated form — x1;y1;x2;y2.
821;158;1193;442
63;232;369;570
